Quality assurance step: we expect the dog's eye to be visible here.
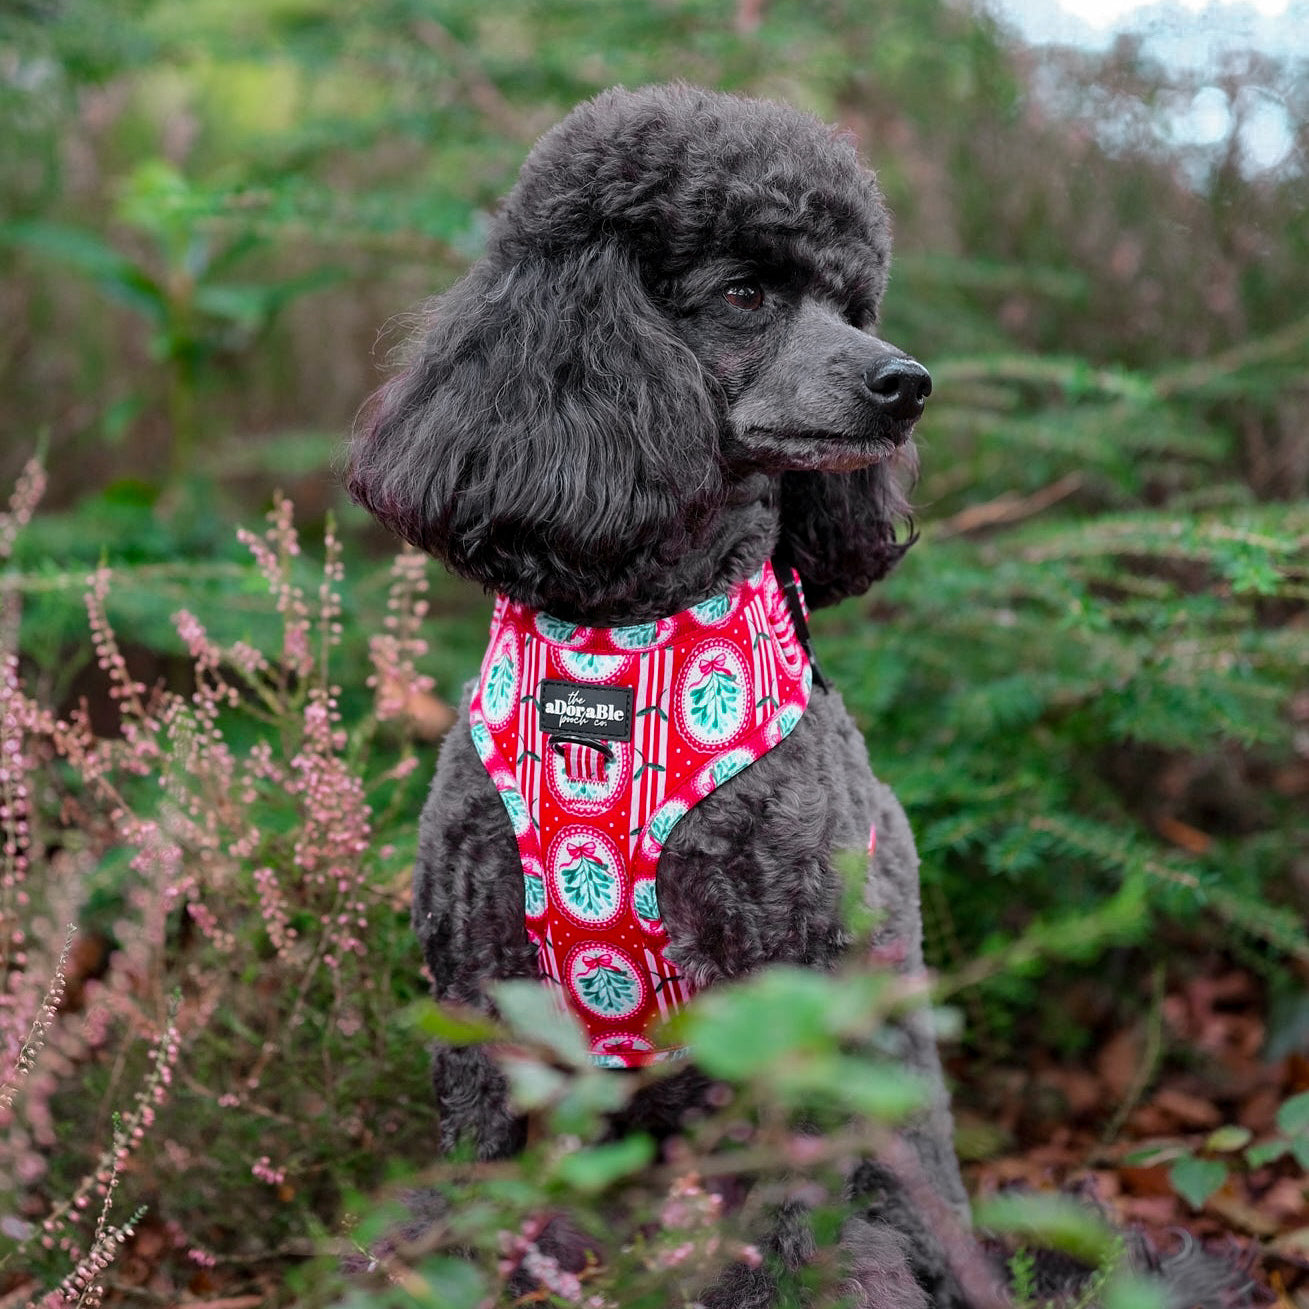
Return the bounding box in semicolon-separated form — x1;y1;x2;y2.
724;283;764;311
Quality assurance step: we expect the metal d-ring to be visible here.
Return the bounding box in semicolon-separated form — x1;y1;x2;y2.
549;734;615;762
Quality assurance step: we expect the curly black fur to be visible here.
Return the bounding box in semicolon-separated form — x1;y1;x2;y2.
349;84;968;1307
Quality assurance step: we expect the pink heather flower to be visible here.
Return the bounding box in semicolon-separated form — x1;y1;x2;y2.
649;1240;696;1270
1;652;42;961
252;1155;286;1186
252;866;297;958
0;457;46;563
659;1174;722;1231
84;570;144;710
185;900;235;953
318;520;345;660
7;495;412;1292
1;923;74;1111
520;1244;583;1302
237;496;313;677
287;688;371;961
367;547;435;721
382;756;420;782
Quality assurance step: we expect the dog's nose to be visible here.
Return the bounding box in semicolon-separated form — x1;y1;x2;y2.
862;357;932;423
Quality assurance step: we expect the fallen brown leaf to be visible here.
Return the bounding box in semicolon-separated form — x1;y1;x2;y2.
1208;1188;1281;1238
177;1298;265;1309
1118;1162;1175;1198
1155;814;1213;855
1240;1085;1284;1135
1261;1177;1309;1225
1116;1194;1180;1227
1152;1086;1224;1129
1038;1067;1103;1119
1096;1026;1143;1101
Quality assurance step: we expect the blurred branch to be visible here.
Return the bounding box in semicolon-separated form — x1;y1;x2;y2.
935;356;1149;400
411;18;534;141
1155;312;1309;399
933;473;1084;539
0;562;247;594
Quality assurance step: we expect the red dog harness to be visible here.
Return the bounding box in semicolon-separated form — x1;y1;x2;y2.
469;563;814;1066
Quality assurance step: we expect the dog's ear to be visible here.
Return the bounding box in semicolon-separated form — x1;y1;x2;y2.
347;247;724;608
778;457;918;609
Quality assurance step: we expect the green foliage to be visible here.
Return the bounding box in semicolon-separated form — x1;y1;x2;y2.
981;1196;1167;1309
359;898;1161;1306
1;0;1306;1298
822;352;1307;1043
2;161;342;479
1123;1084;1309;1214
1167;1155;1229;1210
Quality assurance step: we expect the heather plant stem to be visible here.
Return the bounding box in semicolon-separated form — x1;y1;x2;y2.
92;1028;136;1143
0;923;74;1110
364;748;426;844
240;668;292;721
242;925;332;1091
5;997;181;1273
88;1115;129;1266
182;1070;298;1124
0;561;248;597
317;514;344;688
0;653;40;979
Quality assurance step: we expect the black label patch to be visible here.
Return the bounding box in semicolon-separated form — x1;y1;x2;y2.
539;680;634;743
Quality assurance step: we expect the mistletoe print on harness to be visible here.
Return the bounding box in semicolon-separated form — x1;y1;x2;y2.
471;563;813;1067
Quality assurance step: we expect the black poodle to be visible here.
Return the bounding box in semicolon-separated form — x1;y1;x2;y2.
349;83;971;1307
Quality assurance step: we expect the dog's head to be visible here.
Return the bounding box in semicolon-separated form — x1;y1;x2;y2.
348;84;923;608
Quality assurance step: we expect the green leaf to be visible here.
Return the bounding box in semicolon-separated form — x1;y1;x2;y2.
549;1069;634;1137
405;1000;501;1046
489;979;589;1066
1123;1143;1185;1166
194;268;343;327
411;1256;489;1309
102;395;146;445
672;966;896;1080
772;1054;928;1122
1204;1125;1252;1153
1275;1090;1309;1137
550;1133;655;1194
1168;1155;1227;1210
1101;1273;1168;1309
1293;1137;1309;1171
973;1191;1118;1265
1244;1139;1289;1168
1;220;167;322
500;1054;568;1112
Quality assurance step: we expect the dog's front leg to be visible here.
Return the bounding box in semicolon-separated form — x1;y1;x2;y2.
413;700;540;1160
860;778;971;1225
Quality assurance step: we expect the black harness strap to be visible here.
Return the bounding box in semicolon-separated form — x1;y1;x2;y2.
770;543;830;692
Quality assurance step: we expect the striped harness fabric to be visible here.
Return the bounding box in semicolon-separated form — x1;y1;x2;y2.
468;563;814;1067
